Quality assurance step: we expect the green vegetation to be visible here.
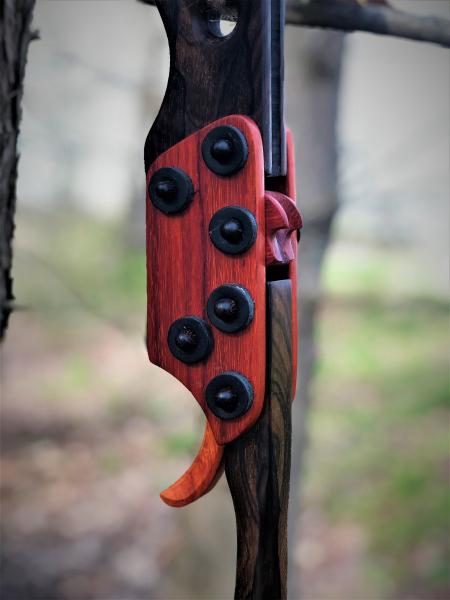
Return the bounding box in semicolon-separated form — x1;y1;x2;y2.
163;429;200;457
305;296;449;597
14;208;146;328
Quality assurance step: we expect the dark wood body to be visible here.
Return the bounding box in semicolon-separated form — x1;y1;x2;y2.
225;280;292;600
145;0;285;176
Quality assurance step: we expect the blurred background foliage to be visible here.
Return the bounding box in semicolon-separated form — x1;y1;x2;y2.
1;1;449;599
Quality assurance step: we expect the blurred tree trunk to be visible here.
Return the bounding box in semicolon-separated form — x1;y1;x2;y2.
285;28;345;599
0;0;35;340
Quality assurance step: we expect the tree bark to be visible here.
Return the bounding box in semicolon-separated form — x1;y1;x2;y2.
285;28;345;599
286;0;450;48
0;0;36;340
141;0;450;48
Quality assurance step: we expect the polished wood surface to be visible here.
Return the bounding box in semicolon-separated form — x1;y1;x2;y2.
146;115;266;446
224;279;292;599
285;130;299;398
265;130;300;398
160;422;224;507
265;191;301;266
145;0;285;176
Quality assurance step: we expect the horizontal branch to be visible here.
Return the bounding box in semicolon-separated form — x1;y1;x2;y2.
140;0;450;48
286;0;450;48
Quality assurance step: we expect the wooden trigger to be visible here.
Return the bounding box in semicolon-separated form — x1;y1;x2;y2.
160;422;224;508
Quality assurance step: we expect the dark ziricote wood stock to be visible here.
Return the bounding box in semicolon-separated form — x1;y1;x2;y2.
225;280;292;600
145;0;285;176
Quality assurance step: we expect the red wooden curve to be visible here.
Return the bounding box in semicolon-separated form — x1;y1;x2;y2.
160;422;224;507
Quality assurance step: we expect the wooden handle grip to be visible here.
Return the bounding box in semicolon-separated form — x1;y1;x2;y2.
224;279;292;600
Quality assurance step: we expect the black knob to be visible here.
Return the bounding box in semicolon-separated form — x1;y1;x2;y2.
155;179;177;201
167;317;213;364
210;139;234;164
206;371;253;420
214;298;238;322
207;284;254;334
220;218;243;244
202;125;248;176
209;206;257;255
214;387;238;413
149;167;194;215
175;327;198;352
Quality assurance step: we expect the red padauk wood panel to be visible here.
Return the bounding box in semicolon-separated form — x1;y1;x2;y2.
146;116;266;445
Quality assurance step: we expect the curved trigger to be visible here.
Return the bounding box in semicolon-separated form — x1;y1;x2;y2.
160;422;224;508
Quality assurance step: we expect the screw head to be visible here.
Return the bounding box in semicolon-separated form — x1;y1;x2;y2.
210;139;233;164
220;218;243;244
214;387;238;413
206;371;253;420
209;206;257;255
154;179;177;201
207;284;254;334
167;317;213;364
201;125;248;176
174;327;198;352
213;298;238;322
149;167;194;215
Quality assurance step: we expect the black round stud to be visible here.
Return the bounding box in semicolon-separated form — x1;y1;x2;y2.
175;328;198;352
149;167;194;215
206;371;253;420
155;179;176;201
167;317;213;364
211;139;233;163
213;298;238;322
209;206;257;255
207;284;254;333
214;387;238;412
220;219;243;243
202;125;248;176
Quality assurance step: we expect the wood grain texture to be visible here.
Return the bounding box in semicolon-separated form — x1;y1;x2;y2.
224;279;292;600
285;130;299;399
266;130;299;398
146;115;266;446
265;191;301;266
145;0;285;176
160;422;224;507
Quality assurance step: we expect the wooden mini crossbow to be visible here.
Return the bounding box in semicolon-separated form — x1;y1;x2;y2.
145;1;302;597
